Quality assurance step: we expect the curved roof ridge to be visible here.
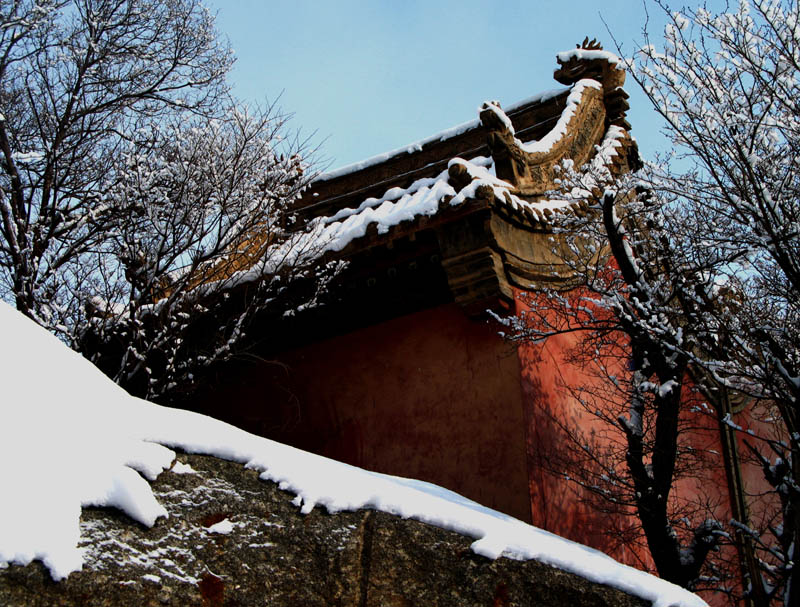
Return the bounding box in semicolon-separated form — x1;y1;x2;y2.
316;87;569;184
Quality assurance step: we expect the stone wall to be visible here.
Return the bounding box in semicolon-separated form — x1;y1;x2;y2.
0;453;651;607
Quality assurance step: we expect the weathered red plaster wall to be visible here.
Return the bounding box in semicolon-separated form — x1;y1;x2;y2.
514;288;772;600
195;303;532;522
514;295;649;566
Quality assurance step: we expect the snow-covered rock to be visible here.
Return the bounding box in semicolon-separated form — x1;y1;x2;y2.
0;452;656;606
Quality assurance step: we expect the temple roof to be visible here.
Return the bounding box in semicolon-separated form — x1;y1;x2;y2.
284;42;640;313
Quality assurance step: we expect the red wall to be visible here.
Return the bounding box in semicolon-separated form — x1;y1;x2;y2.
195;303;533;522
195;287;774;604
513;288;778;604
514;297;651;566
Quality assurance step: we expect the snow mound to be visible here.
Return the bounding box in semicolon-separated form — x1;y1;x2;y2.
0;303;706;607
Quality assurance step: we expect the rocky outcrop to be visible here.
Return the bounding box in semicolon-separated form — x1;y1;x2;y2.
0;453;649;607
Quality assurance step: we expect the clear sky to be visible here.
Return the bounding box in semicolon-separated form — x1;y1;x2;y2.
205;1;673;172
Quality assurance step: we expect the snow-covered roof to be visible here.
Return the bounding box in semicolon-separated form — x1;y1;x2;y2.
303;58;629;252
0;302;705;607
311;156;501;254
243;44;639;315
303;83;635;257
316;87;568;183
556;47;624;69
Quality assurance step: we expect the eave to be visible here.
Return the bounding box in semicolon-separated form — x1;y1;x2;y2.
283;43;639;322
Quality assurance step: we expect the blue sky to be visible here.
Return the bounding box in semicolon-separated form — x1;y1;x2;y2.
206;1;672;172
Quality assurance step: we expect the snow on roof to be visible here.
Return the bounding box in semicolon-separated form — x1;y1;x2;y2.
300;121;632;252
0;302;706;607
518;79;602;155
556;47;625;69
227;76;635;282
316;87;568;183
310;155;501;252
306;78;621;251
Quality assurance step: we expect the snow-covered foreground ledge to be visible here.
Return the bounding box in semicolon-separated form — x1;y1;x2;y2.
0;303;705;607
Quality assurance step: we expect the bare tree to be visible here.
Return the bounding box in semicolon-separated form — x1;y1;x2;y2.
499;2;799;604
504;186;732;592
0;0;230;321
0;0;333;399
628;4;799;603
81;104;334;399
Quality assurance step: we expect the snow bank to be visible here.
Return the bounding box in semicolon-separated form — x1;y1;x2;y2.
0;303;706;607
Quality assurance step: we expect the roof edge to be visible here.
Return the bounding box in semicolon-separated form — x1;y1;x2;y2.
316;87;569;184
